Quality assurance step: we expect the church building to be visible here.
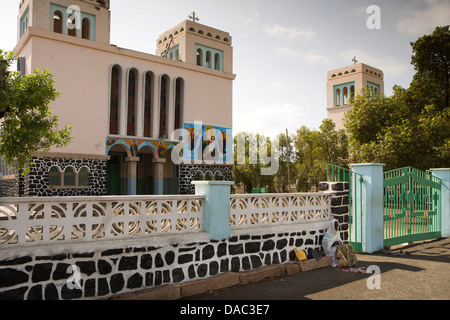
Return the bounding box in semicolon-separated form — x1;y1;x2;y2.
326;60;384;130
11;0;235;196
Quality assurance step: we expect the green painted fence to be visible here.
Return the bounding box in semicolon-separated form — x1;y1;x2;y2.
383;167;442;246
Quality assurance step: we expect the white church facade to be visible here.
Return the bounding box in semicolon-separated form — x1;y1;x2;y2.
11;0;235;196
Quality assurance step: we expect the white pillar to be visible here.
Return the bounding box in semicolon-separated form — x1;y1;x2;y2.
430;168;450;237
351;163;385;253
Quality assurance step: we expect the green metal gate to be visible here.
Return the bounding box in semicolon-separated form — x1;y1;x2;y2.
383;167;442;246
327;165;364;252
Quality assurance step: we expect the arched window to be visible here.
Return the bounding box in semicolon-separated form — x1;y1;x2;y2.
206;51;212;68
144;72;154;138
49;166;61;187
343;87;348;105
64;167;76;186
194;171;205;181
53;11;63;34
336;89;341;106
78;167;89;187
205;171;214;181
82;18;90;40
109;65;121;135
214;53;221;70
214;171;224;181
68;17;76;37
127;69;138;136
159;75;170;138
350;86;355;100
174;78;184;130
196;49;203;66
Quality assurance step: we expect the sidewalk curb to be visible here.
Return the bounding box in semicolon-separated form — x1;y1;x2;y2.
108;256;332;300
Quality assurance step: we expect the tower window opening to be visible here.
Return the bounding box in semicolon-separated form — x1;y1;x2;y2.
53;11;63;34
196;49;203;66
214;53;221;70
68;17;76;37
206;51;211;68
82;18;90;40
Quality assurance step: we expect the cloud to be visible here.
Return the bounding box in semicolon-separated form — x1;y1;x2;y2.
397;0;450;37
234;102;311;138
274;47;330;64
266;25;316;40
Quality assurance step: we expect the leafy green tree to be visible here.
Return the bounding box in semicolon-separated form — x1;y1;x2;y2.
410;25;450;110
232;132;275;193
0;50;72;173
345;26;450;170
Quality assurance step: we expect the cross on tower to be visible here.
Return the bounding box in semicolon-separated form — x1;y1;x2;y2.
352;56;358;65
188;11;200;23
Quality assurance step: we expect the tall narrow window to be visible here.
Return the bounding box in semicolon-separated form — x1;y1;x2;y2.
68;17;76;37
82;18;90;40
336;89;341;106
206;51;211;68
110;65;121;135
214;53;221;70
159;75;169;138
350;85;355;100
174;78;184;131
144;72;153;138
196;49;203;66
343;87;348;105
127;69;137;136
53;11;63;34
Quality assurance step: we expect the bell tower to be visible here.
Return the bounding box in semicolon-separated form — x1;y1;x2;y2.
155;13;233;74
18;0;111;44
326;61;384;130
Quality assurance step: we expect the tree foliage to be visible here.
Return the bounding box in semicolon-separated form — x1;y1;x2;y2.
0;50;73;173
232;119;348;193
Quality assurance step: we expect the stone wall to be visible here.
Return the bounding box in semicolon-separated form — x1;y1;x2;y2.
0;227;326;300
0;176;19;197
318;181;350;242
179;164;233;194
18;156;107;197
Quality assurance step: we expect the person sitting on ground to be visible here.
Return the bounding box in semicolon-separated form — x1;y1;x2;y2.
322;219;358;268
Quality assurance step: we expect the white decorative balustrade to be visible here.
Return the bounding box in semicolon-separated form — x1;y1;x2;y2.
0;192;332;248
230;193;331;230
0;195;204;248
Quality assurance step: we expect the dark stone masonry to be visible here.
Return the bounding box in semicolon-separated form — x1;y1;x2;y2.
318;181;350;242
0;230;326;300
18;156;108;197
179;164;233;194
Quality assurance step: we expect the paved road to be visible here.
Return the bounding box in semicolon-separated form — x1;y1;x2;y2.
185;237;450;300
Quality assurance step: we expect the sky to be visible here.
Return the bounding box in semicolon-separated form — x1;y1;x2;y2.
1;0;449;138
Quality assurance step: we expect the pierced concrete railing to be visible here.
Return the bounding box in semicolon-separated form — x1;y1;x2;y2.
230;192;331;230
0;195;204;248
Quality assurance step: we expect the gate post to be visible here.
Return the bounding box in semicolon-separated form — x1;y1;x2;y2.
351;163;385;253
192;180;234;240
430;168;450;237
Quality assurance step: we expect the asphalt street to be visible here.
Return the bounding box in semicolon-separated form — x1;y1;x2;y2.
185;237;450;300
